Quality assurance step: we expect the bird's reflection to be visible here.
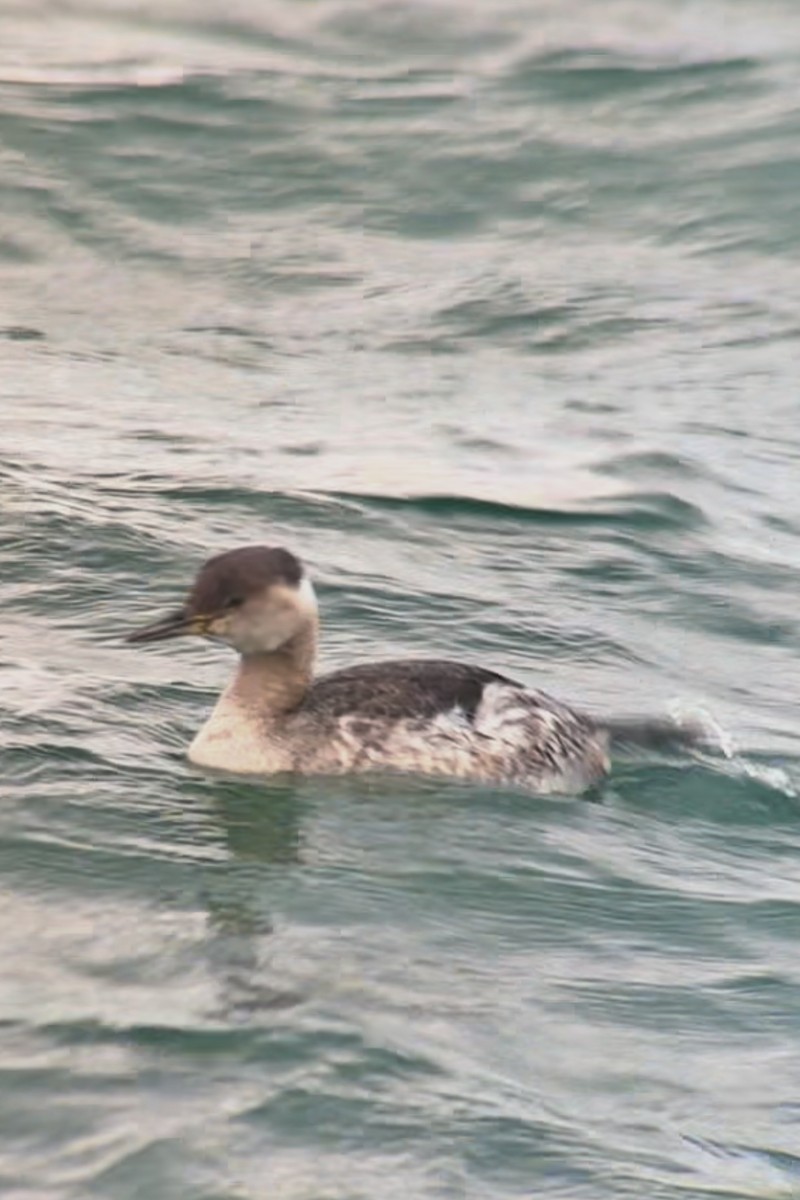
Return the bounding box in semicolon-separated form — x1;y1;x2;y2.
183;769;501;1021
212;774;305;865
187;773;311;1019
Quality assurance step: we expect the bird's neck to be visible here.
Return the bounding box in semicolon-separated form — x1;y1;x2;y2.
187;622;318;774
227;623;317;716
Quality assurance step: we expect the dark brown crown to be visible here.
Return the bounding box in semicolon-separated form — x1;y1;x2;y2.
187;546;303;616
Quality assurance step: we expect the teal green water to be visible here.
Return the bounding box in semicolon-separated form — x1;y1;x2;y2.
2;2;800;1196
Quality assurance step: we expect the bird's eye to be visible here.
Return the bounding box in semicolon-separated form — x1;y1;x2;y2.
226;596;244;609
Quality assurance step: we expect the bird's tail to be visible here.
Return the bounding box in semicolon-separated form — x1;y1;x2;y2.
603;715;710;754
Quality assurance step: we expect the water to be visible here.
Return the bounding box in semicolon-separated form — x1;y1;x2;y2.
2;1;800;1195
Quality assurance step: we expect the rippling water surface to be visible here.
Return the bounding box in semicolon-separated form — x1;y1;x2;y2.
2;2;800;1196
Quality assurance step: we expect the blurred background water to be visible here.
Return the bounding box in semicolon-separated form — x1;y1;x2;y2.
1;1;800;1197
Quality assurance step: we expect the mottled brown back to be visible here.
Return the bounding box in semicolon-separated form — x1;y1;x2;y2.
301;659;519;722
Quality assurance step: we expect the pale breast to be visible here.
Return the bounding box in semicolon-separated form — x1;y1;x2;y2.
188;708;291;775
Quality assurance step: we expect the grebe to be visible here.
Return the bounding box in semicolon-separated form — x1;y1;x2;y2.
126;546;696;793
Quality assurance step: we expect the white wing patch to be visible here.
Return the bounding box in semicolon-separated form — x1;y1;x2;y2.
474;683;543;745
430;704;472;733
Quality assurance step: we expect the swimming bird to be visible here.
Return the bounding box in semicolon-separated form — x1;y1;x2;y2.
126;545;697;793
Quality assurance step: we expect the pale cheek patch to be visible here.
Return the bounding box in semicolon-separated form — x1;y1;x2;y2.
294;576;318;622
224;577;319;655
